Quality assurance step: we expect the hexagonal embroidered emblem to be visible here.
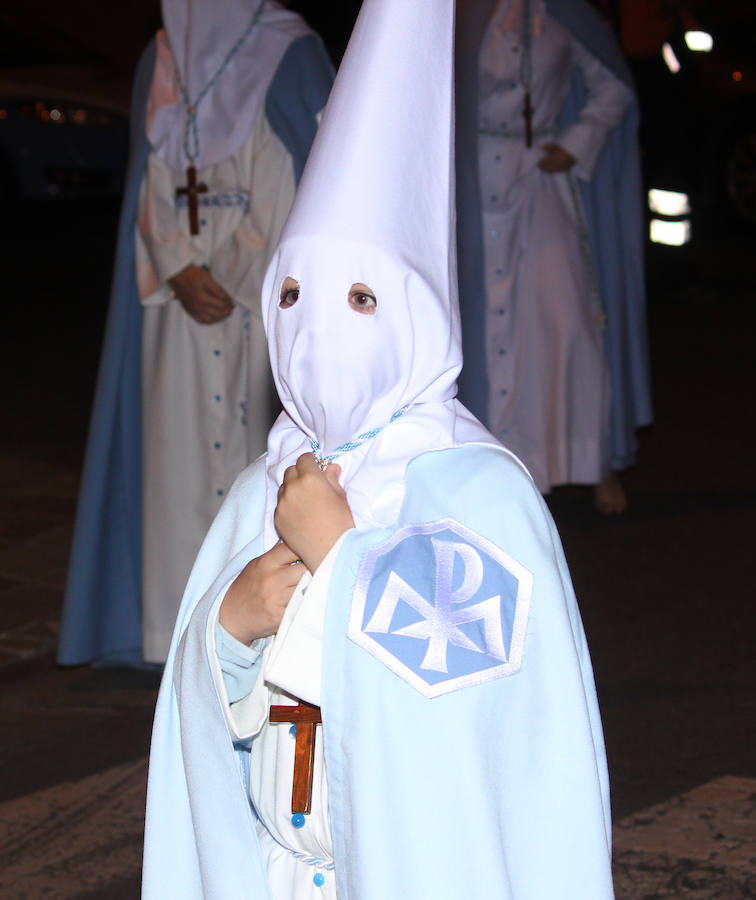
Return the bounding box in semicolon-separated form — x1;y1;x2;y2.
348;519;533;698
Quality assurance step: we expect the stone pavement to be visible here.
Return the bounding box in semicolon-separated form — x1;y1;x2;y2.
1;230;755;897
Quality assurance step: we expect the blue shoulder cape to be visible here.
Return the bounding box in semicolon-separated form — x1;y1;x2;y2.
143;445;613;899
57;34;334;665
456;0;652;473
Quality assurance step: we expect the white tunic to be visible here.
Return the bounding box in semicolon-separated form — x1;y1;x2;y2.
211;539;345;899
478;14;632;491
137;109;296;662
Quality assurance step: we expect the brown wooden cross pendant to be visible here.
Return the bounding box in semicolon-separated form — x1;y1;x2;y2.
269;700;322;814
523;89;534;148
175;164;208;235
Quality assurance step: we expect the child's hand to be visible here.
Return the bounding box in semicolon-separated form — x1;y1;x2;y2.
219;540;303;644
274;453;355;573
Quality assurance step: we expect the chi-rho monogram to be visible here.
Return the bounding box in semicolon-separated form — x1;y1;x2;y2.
349;519;532;698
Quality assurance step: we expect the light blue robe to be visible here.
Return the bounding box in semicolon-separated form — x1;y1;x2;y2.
143;444;614;898
57;33;333;666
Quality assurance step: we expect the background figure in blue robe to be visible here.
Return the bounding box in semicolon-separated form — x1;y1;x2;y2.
456;0;653;514
57;0;333;667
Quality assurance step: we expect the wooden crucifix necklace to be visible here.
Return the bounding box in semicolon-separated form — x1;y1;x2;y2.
175;162;208;235
173;3;264;235
269;700;322;814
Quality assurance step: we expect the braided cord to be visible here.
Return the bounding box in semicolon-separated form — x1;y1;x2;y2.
176;1;265;164
290;851;335;871
566;171;606;331
310;406;410;466
521;0;533;96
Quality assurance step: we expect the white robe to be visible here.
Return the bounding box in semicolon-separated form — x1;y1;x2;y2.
211;539;346;899
478;13;632;491
136;109;295;662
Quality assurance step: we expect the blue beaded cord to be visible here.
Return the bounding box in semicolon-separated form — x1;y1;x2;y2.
310;406;410;467
175;1;265;165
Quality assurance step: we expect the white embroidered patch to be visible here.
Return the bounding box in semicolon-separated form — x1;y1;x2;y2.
348;519;532;698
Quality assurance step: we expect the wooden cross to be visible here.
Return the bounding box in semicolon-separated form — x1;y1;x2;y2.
269;700;322;814
523;90;534;148
175;164;208;235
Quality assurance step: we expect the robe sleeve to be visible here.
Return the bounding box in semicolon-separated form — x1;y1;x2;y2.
209;534;347;739
215;620;267;704
558;37;634;181
135;152;199;306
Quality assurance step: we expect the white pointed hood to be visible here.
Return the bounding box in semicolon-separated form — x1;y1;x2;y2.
146;0;310;170
262;0;498;545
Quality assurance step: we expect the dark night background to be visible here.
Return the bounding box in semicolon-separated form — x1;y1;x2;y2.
0;2;754;898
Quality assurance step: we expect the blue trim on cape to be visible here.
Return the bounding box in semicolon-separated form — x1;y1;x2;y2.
455;0;652;473
58;34;333;666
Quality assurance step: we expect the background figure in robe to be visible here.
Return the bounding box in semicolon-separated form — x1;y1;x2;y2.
456;0;653;513
57;0;333;667
143;1;614;897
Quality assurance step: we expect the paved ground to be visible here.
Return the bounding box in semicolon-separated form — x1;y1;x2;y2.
0;211;754;897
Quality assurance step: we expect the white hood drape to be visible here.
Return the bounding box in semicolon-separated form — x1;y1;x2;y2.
146;0;310;170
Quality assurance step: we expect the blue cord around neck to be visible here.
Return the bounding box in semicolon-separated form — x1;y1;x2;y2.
310;406;410;466
176;1;265;165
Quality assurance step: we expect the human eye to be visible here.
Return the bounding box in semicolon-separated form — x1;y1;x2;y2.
348;282;377;315
279;276;300;308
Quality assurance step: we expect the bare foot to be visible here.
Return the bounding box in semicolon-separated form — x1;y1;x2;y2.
594;472;627;515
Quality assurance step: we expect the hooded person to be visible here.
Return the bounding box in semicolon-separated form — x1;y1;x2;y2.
455;0;652;513
57;0;334;667
142;0;615;897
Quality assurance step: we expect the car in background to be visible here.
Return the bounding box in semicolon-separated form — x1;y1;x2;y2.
0;65;130;235
627;9;756;245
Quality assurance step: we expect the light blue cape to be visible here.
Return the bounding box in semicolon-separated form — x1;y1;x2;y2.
143;444;614;898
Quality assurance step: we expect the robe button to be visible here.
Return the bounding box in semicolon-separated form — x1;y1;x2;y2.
495;154;502;161
491;229;499;237
291;813;305;828
496;267;503;275
214;441;221;449
214;349;221;356
200;218;207;227
214;394;221;402
490;194;498;202
500;389;508;396
498;348;506;356
216;489;223;497
498;308;506;315
314;873;325;887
